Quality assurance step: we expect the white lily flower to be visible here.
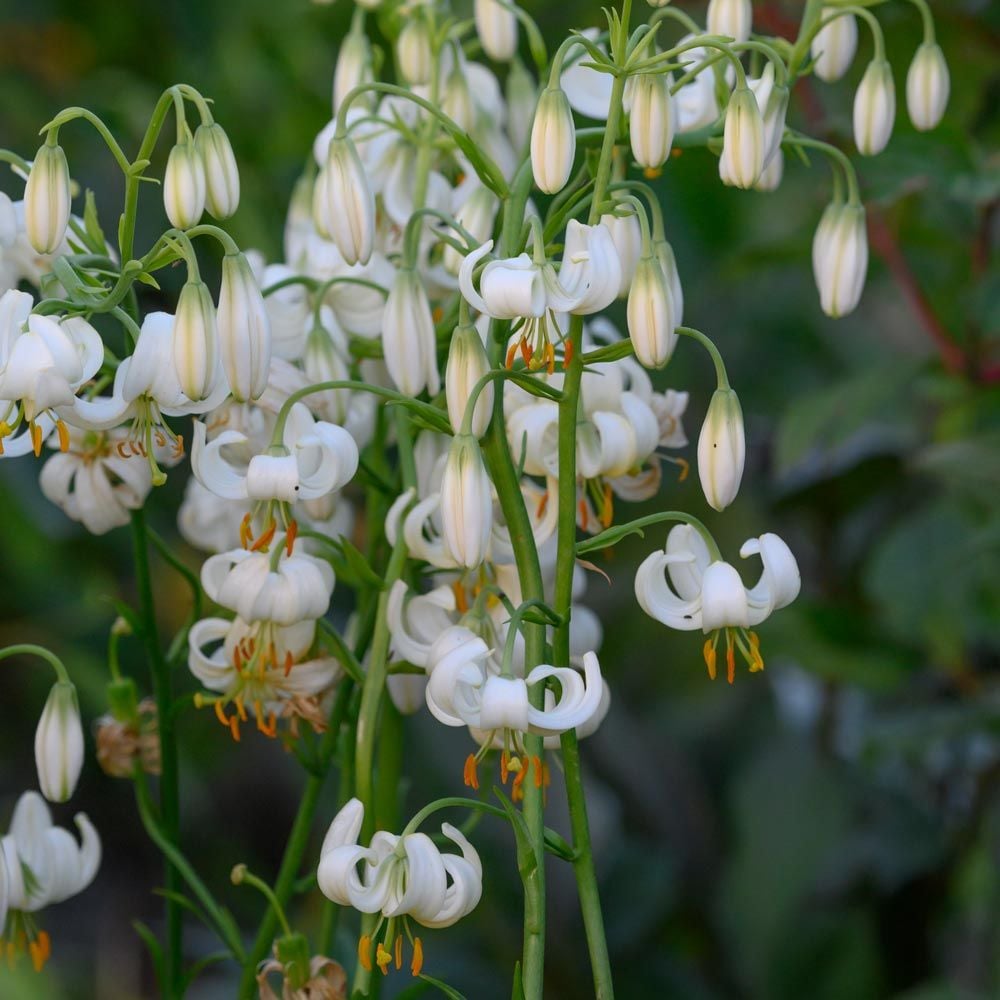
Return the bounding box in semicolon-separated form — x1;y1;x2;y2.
307;242;394;339
24;142;71;255
475;0;518;62
382;268;440;397
189;616;340;736
697;387;745;512
560;32;613;119
315;137;375;266
163;139;206;230
217;252;271;402
0;192;16;249
557;220;623;315
530;86;576;194
635;524;800;682
201;536;334;625
812;200;868;318
630;71;674;171
34;681;84;803
459;241;545;319
601;208;642;298
440;433;493;569
255;262;311;359
906;42;949;131
194;122;240;220
854;59;896;156
707;0;752;42
443;187;497;277
720;86;765;189
317;799;481;979
811;8;858;83
387;580;458;667
445;318;493;437
39;424;171;533
1;790;100;970
673;36;726;133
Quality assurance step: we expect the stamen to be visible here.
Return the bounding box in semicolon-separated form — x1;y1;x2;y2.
578;498;589;532
432;306;444;324
463;754;479;790
410;937;423;977
30;423;43;457
643;166;663;180
535;491;549;519
452;580;469;614
375;942;393;975
214;700;231;729
358;935;372;972
726;630;736;685
283;650;295;677
234;695;248;723
505;341;519;369
500;750;510;785
240;513;254;549
394;934;403;970
532;755;544;788
56;420;70;452
250;522;277;552
285;521;298;556
703;638;717;681
28;936;46;973
511;763;528;802
519;336;534;367
544;341;555;375
229;716;241;742
599;483;614;529
748;631;764;672
563;337;574;367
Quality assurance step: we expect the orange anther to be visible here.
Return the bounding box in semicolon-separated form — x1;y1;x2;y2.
30;423;43;457
500;750;510;784
675;457;690;482
505;342;519;369
358;935;373;972
703;639;717;681
394;934;403;970
748;631;764;672
511;764;528;802
240;513;254;548
284;650;295;677
410;937;423;977
643;166;663;180
432;306;444;324
285;520;298;556
29;937;45;973
229;716;241;742
452;580;469;614
56;420;70;452
532;755;544;788
463;753;479;790
519;337;533;366
599;483;614;529
37;931;50;964
250;522;276;552
726;641;736;685
545;342;555;375
563;337;574;367
214;700;230;728
578;498;589;532
535;490;549;519
234;695;248;723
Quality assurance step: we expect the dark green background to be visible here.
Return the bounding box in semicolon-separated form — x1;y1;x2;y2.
0;0;998;997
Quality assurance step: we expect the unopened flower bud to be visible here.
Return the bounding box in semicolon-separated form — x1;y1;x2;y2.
811;8;858;83
444;188;497;276
164;139;206;229
443;65;476;133
382;269;440;397
396;18;433;86
719;87;764;189
475;0;518;62
217;252;271;402
174;278;219;401
334;30;373;112
530;86;576;195
0;191;18;249
194;122;240;220
654;237;684;329
707;0;752;43
230;863;248;885
812;200;868;318
314;137;375;266
627;254;676;370
630;72;674;172
906;42;949;132
24;141;71;254
753;149;784;192
35;681;84;803
853;59;896;156
446;320;493;437
697;387;745;512
506;58;536;152
441;433;493;568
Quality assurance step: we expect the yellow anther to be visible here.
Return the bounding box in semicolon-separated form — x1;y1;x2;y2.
463;754;479;790
410;937;424;977
30;423;43;457
56;420;70;452
703;638;717;681
394;934;403;971
748;631;764;672
643;166;663;180
375;942;393;975
726;634;736;685
357;935;372;972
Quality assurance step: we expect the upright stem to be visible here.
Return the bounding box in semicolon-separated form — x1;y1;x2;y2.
130;508;182;998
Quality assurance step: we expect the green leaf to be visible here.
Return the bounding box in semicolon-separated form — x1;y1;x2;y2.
417;974;468;1000
132;920;165;988
511;962;525;1000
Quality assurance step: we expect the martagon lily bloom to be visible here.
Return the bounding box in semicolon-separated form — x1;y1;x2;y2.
635;524;800;683
317;798;482;976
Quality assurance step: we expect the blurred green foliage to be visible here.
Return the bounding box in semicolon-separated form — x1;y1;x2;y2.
0;1;999;998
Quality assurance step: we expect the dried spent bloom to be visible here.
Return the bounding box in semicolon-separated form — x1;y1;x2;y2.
95;699;161;778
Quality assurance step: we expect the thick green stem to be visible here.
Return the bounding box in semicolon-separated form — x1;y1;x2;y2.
130;508;182;998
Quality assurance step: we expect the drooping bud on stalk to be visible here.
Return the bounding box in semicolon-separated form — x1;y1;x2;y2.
530;86;576;195
382;268;440;397
303;311;351;423
719;87;764;189
333;29;372;112
654;237;684;330
475;0;518;62
853;59;896;156
396;17;433;86
602;207;642;298
630;72;674;172
24;140;71;254
627;253;676;370
174;278;220;401
164;137;206;230
315;137;375;266
35;681;84;803
440;433;493;568
812;200;868;318
446;319;493;438
217;252;271;402
506;57;536;152
444;188;497;276
697;387;745;512
906;42;949;131
194;122;240;220
753;149;784;192
811;8;858;83
443;63;476;133
707;0;752;43
753;66;789;170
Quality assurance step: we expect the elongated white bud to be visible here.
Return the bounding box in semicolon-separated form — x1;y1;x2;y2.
630;72;674;172
906;42;949;131
854;59;896;156
35;681;84;803
697;387;745;512
753;149;784;192
217;252;271;402
24;141;71;254
315;137;375;265
382;268;440;397
475;0;518;62
811;8;858;83
443;65;476;133
446;320;493;437
164;140;206;230
719;87;764;189
174;279;219;400
627;254;676;369
707;0;752;43
194;122;240;220
334;30;372;112
506;57;536;152
0;192;16;249
441;433;493;568
530;87;576;195
812;201;868;318
397;18;433;85
654;238;684;329
444;188;497;276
